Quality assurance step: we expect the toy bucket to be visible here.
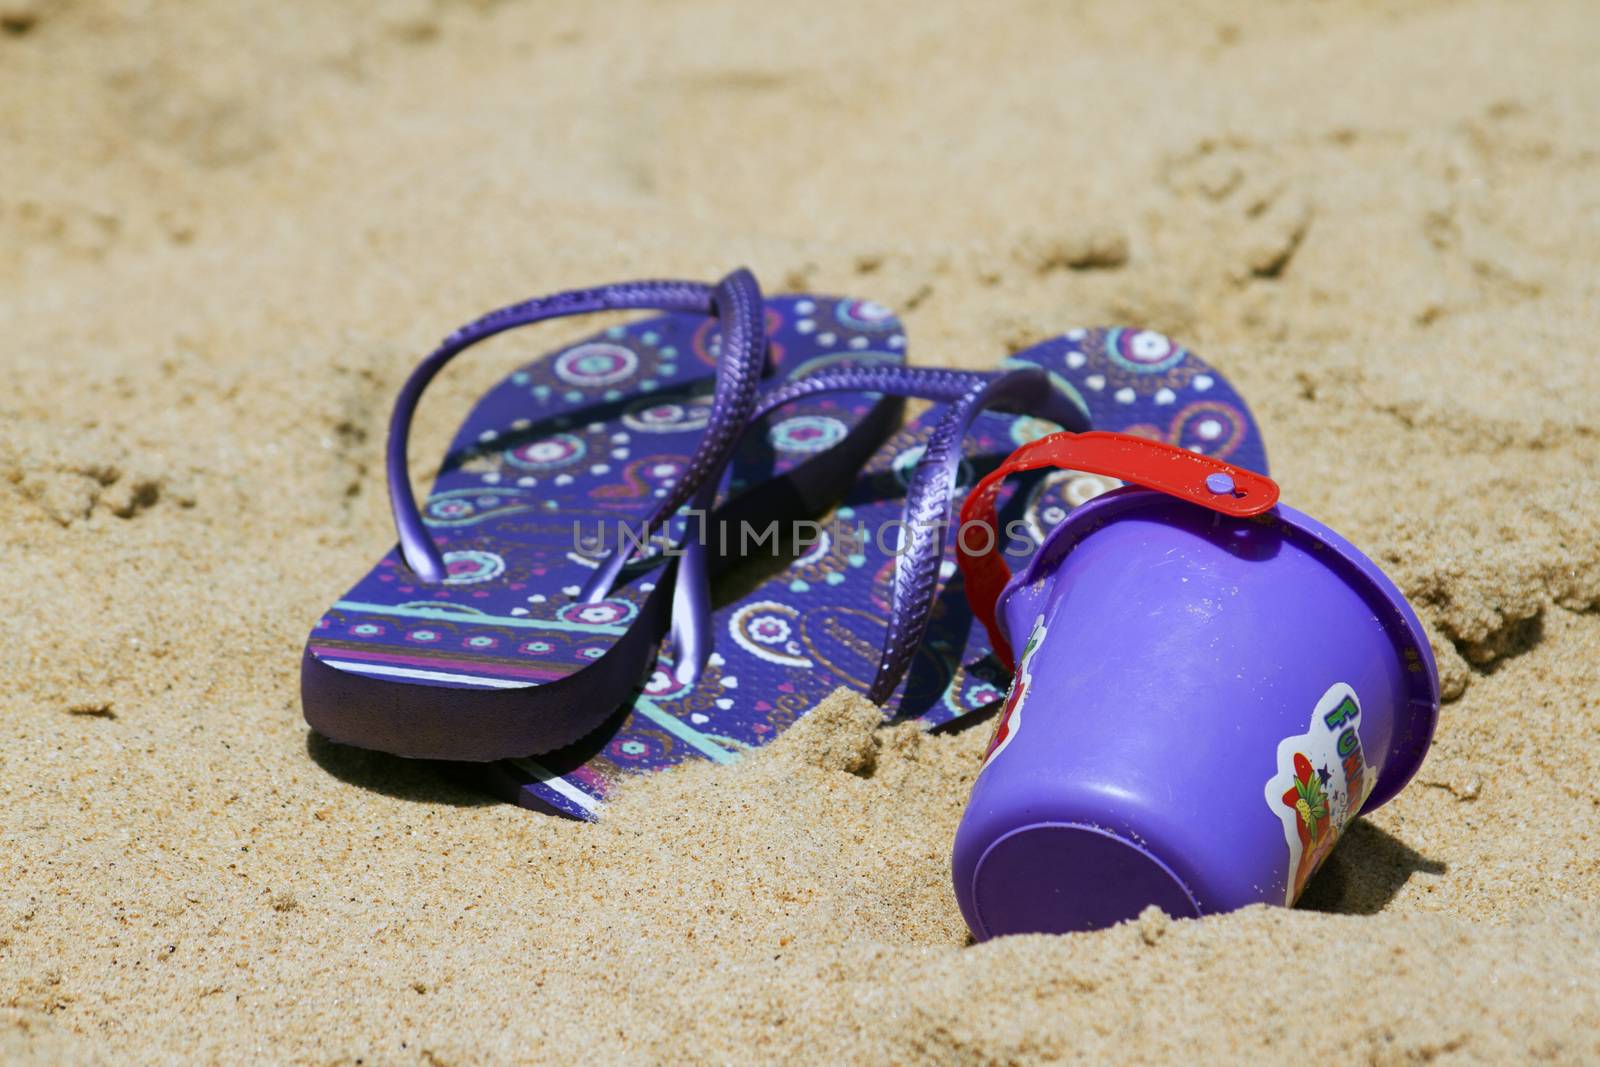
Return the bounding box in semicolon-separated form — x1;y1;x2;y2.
950;432;1439;938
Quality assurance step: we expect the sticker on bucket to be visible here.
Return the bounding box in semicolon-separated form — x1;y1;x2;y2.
1265;683;1376;905
982;618;1047;769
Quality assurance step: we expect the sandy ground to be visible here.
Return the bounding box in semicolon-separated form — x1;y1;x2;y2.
3;0;1600;1062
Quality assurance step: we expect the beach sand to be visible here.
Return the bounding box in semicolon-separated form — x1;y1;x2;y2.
3;0;1599;1061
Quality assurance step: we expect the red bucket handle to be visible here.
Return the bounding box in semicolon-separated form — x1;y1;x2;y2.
958;431;1281;669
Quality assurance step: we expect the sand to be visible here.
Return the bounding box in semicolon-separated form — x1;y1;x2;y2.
3;0;1599;1062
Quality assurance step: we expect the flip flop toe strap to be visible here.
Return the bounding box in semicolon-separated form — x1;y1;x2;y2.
668;364;1084;695
667;364;994;681
385;271;767;584
866;369;1088;702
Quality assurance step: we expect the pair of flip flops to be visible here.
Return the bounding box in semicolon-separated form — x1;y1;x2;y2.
303;269;1269;819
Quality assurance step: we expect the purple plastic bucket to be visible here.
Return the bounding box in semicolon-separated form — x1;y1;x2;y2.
951;485;1440;939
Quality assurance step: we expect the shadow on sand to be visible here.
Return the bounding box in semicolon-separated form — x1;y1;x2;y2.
305;730;496;807
1299;820;1447;915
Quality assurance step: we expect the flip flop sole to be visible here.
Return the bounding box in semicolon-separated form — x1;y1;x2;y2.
478;327;1269;818
303;295;907;760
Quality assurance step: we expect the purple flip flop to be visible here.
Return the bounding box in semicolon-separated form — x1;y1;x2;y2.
473;327;1272;818
302;270;911;760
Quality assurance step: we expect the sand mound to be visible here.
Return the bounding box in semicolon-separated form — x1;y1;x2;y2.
3;0;1598;1062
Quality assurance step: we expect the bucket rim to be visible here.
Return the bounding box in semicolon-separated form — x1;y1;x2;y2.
1005;486;1440;812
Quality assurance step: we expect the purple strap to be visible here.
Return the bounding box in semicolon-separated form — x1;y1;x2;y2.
667;365;992;674
867;369;1086;702
750;366;996;414
577;271;768;607
670;363;1086;699
385;272;767;585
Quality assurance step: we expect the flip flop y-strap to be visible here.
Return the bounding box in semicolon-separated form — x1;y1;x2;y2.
670;364;1084;700
665;364;996;681
387;270;767;584
866;369;1088;702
